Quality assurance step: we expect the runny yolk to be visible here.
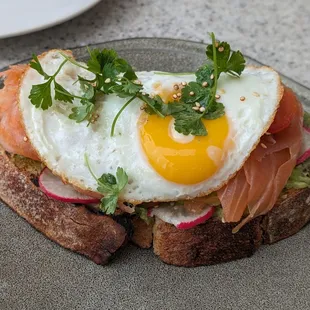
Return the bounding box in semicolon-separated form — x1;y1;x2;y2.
139;113;229;185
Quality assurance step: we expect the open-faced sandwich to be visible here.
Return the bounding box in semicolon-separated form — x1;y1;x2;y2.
1;34;310;266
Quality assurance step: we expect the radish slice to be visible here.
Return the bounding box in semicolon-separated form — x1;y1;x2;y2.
149;203;214;230
39;168;100;204
297;126;310;165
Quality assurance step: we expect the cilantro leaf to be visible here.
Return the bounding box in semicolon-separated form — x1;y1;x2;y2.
111;80;142;98
181;82;208;104
84;154;129;215
203;101;225;120
195;65;214;86
29;80;53;110
173;106;207;136
116;167;128;190
54;81;74;103
206;40;245;77
69;102;94;123
29;54;50;79
87;48;118;73
100;196;119;215
115;58;137;80
139;94;166;117
225;50;246;77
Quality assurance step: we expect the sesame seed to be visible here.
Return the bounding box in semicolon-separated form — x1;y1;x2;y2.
218;46;224;52
23;137;28;142
177;92;182;98
192;106;199;111
265;132;271;135
202;81;208;87
199;106;206;112
195;102;200;107
172;94;178;99
210;74;214;80
181;81;187;86
104;78;111;83
261;143;267;149
189;91;195;96
141;92;146;96
173;84;179;90
215;94;221;99
253;92;260;97
240;96;246;101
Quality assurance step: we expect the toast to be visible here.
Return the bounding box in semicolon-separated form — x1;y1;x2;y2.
0;148;127;265
1;147;310;266
152;189;310;266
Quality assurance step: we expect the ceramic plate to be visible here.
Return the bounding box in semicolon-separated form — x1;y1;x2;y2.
0;0;101;39
1;38;310;310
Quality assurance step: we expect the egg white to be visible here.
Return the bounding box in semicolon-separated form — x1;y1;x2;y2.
19;50;282;202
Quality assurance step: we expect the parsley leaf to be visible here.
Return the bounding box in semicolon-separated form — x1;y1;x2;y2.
29;54;50;79
173;106;207;136
28;56;69;109
181;82;209;104
29;80;53;109
54;81;74;103
206;40;245;77
85;154;128;215
195;65;214;86
69;102;94;123
203;101;225;120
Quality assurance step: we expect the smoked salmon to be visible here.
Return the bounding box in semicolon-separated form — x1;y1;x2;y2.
218;88;303;231
0;65;39;160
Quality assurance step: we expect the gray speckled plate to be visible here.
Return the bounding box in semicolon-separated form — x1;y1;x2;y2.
1;38;310;310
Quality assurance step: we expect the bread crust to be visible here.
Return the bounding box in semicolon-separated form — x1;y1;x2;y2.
0;148;127;265
2;148;310;267
152;188;310;266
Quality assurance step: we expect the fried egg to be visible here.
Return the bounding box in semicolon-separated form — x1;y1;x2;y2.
19;50;283;202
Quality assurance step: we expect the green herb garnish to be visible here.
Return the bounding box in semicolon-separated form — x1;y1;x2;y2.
29;55;71;109
84;154;128;215
29;33;245;137
164;32;245;136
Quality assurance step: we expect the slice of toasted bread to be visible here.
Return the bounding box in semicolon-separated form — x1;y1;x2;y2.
152;188;310;266
2;146;310;267
0;147;127;265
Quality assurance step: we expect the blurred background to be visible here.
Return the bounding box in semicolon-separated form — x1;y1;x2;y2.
0;0;309;85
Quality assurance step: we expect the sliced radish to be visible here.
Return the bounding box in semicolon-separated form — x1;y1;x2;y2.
297;126;310;165
39;168;100;204
149;202;215;230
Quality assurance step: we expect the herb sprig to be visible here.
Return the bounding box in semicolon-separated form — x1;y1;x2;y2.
84;154;128;214
29;55;72;110
28;33;245;137
163;32;246;136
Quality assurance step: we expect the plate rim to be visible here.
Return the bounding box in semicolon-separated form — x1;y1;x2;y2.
3;37;309;93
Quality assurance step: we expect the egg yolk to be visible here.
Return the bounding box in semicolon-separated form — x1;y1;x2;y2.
139;113;229;184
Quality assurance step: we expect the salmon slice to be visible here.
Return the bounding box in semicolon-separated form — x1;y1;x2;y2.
0;65;39;160
218;88;303;231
